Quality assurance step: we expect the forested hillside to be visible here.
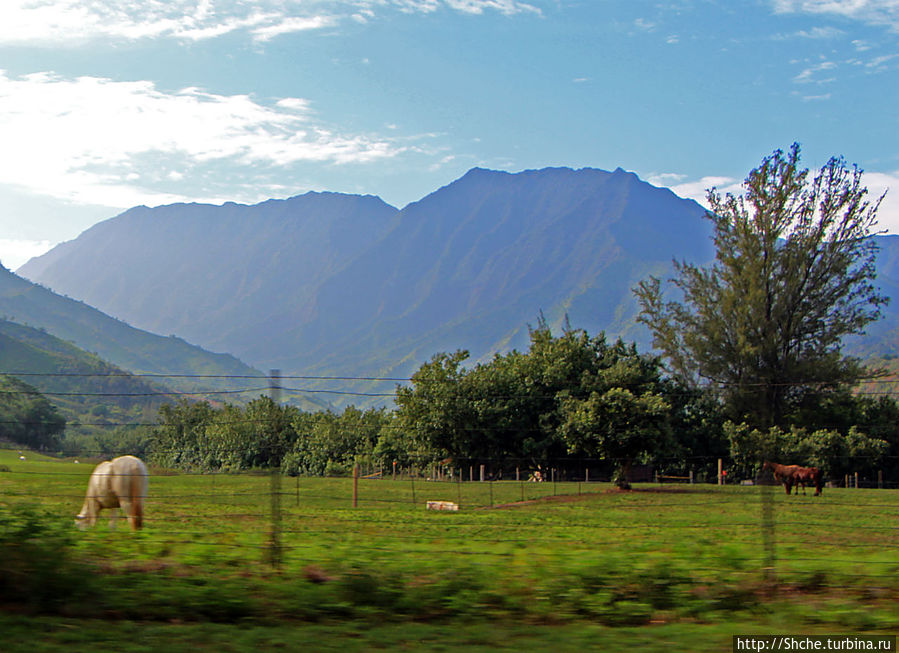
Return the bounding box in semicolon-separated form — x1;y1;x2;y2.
0;319;171;453
0;266;329;412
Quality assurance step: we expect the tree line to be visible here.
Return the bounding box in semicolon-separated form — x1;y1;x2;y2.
144;319;897;486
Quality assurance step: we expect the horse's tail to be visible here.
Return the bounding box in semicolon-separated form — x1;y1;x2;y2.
814;468;824;496
130;471;144;530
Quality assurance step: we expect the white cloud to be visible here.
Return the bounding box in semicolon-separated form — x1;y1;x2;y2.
647;172;686;186
867;170;899;234
0;0;541;46
672;176;744;208
772;0;899;32
650;169;899;237
773;25;844;39
0;71;402;208
428;154;457;171
793;59;837;82
443;0;541;15
647;173;742;209
0;1;284;45
251;15;336;42
0;239;54;271
866;52;899;68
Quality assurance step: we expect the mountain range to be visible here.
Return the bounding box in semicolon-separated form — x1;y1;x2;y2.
14;166;899;406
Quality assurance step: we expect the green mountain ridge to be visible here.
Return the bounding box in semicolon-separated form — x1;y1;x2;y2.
0;319;167;450
0;267;330;413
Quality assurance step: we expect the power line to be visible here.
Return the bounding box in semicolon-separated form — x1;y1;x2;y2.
2;371;413;381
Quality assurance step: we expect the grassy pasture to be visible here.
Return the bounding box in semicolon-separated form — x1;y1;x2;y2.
0;449;897;650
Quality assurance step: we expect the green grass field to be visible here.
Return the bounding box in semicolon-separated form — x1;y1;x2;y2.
1;449;896;651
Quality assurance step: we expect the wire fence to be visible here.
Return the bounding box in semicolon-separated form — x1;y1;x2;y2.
2;368;899;602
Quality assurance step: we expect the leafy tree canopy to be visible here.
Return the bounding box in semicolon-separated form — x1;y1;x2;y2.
635;143;888;428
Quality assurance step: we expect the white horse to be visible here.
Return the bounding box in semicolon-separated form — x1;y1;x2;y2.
75;455;148;531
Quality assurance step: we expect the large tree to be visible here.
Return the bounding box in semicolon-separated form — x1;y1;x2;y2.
635;143;888;428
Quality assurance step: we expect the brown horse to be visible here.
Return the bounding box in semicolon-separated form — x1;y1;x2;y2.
762;461;822;496
763;461;800;494
794;465;823;496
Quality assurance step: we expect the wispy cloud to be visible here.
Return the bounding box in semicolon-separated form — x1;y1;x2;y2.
772;0;899;32
251;15;338;42
0;0;541;46
865;52;899;68
442;0;541;16
0;71;403;208
793;59;837;82
773;25;844;39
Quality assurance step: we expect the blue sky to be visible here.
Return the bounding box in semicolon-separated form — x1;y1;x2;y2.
1;0;898;269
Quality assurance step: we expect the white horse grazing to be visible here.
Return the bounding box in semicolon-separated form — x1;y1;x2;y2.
75;455;148;531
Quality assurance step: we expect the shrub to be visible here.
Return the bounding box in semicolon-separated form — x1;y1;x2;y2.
0;503;94;613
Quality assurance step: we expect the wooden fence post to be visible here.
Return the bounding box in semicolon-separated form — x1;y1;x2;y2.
267;369;282;570
878;470;883;489
718;458;723;485
480;464;486;482
353;464;358;508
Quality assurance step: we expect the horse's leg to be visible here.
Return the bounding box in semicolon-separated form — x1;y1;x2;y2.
120;498;136;531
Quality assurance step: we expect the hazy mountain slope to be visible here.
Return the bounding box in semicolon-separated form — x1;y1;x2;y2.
18;166;716;405
844;234;899;358
20;192;399;356
282;167;714;377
